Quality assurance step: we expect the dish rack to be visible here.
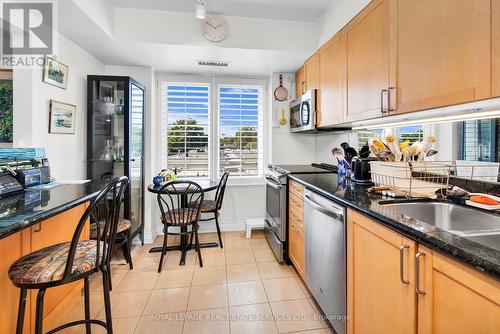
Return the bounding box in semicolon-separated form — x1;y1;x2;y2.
370;161;453;198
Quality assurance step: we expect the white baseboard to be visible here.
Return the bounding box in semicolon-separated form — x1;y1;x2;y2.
146;220;246;243
198;220;246;233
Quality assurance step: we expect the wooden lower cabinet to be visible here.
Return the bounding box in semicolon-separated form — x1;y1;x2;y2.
288;220;305;279
347;209;417;334
0;203;89;334
417;245;500;334
0;229;31;334
348;208;500;333
288;182;305;280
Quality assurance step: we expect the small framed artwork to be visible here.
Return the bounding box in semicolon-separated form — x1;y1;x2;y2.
49;100;76;134
43;56;69;89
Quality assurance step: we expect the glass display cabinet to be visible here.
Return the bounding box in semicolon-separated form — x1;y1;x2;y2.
87;75;145;243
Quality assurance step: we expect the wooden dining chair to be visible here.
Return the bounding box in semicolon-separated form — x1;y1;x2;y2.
197;171;229;248
8;177;128;334
156;181;204;272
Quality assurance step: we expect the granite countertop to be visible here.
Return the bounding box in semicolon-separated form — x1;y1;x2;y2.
0;182;105;240
289;173;500;280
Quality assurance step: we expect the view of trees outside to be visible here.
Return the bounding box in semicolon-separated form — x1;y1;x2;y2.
218;86;260;176
165;84;211;177
164;84;261;178
0;79;13;144
357;126;423;152
398;125;423;144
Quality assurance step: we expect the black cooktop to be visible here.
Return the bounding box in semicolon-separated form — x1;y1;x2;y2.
274;164;337;174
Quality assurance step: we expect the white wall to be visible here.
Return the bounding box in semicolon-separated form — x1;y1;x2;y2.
13;32;105;180
316;0;371;47
113;8;318;53
269;72;317;164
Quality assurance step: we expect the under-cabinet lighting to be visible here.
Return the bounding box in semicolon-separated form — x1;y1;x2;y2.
352;109;500;130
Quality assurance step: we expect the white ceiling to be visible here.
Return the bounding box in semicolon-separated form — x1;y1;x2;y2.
59;0;325;75
108;0;332;22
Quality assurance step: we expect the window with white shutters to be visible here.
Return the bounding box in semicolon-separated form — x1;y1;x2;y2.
161;82;211;178
217;84;264;177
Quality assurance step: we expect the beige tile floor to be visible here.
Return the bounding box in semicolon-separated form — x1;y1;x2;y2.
55;231;334;334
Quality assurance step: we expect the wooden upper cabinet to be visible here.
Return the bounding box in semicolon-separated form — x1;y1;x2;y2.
305;53;320;91
317;34;346;127
295;66;306;97
345;0;390;122
493;0;500;97
391;0;491;114
417;245;500;334
347;209;417;334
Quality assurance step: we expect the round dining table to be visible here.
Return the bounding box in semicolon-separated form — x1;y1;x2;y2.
147;179;219;266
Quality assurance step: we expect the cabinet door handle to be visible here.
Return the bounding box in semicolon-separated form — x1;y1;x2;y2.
33;223;42;232
381;89;388;114
399;245;409;284
388;87;396;112
415;252;426;294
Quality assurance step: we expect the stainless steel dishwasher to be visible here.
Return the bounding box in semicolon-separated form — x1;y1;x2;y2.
303;189;347;334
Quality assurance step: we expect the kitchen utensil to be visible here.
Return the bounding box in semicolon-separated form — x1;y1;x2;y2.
466;193;500;210
359;142;370;158
279;109;287;125
351;157;377;183
332;148;350;170
274;74;288;101
386;135;402;162
425;150;438;157
340;142;358;163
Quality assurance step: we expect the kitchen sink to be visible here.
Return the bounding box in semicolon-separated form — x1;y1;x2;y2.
381;202;500;235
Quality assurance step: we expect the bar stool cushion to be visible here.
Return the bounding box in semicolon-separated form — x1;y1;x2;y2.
9;240;98;285
199;200;217;213
161;208;199;226
90;218;131;238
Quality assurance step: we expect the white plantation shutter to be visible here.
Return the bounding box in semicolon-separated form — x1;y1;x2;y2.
161;82;211;178
217;84;264;177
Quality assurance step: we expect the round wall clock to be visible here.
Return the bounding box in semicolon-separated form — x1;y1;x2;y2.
202;14;229;42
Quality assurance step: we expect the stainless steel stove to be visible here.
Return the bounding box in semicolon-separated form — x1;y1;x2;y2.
264;163;336;262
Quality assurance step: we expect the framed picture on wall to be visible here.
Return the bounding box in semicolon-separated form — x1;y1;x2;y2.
49;100;76;134
43;56;69;89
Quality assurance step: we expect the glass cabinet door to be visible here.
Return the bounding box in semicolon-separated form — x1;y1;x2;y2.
89;79;126;182
129;83;144;234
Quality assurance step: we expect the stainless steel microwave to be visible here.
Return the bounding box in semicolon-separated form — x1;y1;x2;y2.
290;89;316;133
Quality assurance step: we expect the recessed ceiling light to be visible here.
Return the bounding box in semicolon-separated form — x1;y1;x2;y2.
195;0;206;19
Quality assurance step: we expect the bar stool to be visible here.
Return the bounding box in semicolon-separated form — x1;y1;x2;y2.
197;171;229;248
156;181;204;272
91;217;134;271
8;176;128;334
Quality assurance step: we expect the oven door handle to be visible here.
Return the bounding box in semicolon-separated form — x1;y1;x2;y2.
266;179;281;189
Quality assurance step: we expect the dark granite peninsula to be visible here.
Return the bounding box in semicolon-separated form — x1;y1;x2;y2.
0;182;104;239
0;181;103;333
289;173;500;280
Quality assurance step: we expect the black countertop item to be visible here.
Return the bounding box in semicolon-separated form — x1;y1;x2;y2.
275;164;336;174
0;182;104;240
289;173;500;280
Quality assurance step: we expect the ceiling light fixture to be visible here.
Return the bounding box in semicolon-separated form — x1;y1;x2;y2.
195;0;206;19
